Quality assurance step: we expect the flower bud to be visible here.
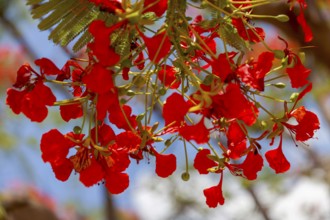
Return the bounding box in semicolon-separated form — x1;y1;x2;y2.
181;172;190;181
273;50;285;59
73;126;82;134
260;121;267;129
273;82;286;88
126;90;136;96
275;14;290;22
290;92;299;102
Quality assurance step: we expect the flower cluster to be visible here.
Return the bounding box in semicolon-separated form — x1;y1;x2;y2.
6;0;320;208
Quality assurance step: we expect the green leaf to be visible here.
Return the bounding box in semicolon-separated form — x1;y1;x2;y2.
26;0;44;5
218;21;249;52
28;0;118;52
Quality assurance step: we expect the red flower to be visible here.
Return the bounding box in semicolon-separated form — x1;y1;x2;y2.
283;106;320;141
7;82;56;122
193;149;217;174
265;135;290;174
151;148;176;178
237;52;274;91
203;172;225;208
212;83;259;126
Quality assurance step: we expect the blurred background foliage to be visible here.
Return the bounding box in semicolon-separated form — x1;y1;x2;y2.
0;0;330;219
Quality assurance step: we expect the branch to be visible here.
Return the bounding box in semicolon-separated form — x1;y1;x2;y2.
0;11;38;60
246;185;271;220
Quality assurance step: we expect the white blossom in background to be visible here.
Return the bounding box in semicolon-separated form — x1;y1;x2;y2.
132;171;330;220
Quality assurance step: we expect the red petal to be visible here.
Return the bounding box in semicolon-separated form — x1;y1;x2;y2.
133;49;145;70
286;60;311;89
237;52;274;91
212;52;236;82
247;27;265;43
91;123;116;146
35;58;62;75
203;173;225;208
89;0;123;13
158;65;181;89
227;121;247;159
296;6;313;42
88;20;122;67
21;93;48;122
40;129;72;163
34;81;56;106
143;0;168;17
193;149;217;174
265;136;290;174
141;31;172;63
122;67;129;80
79;158;105;187
13;64;33;88
289;106;320;141
152;149;176;178
19;82;56;122
163;93;189;126
6;88;26;114
51;158;73;181
96;91;118;120
179;119;210;144
116;131;142;152
105;172;129;194
213;83;258;125
107;148;131;173
83;63;114;94
238;151;263;180
203;185;224;208
108;104;137;131
232;18;265;43
60;103;83;122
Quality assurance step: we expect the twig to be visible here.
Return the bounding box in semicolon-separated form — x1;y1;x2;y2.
246;185;271;220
